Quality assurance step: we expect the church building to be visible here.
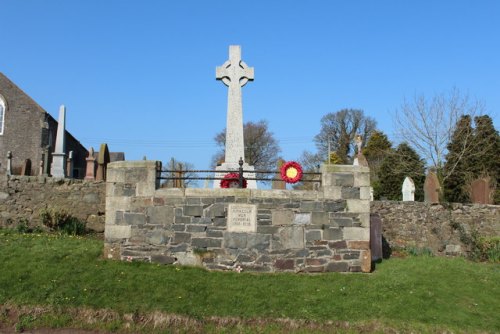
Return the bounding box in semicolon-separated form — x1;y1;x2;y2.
0;72;87;177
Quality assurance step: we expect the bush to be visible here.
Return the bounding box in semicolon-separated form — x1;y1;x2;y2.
472;237;500;263
39;207;87;236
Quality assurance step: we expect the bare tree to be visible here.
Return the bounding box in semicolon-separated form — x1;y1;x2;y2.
161;158;198;188
314;109;377;163
212;120;281;179
394;88;484;178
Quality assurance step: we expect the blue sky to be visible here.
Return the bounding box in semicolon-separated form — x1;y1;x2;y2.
2;1;499;171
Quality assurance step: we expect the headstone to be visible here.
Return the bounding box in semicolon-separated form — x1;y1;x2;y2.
227;203;257;232
424;170;440;203
213;45;257;189
96;143;110;181
272;159;286;190
21;159;31;176
402;176;415;201
43;146;50;176
66;151;74;178
84;147;96;180
6;151;12;176
370;213;383;262
470;178;492;204
51;105;67;178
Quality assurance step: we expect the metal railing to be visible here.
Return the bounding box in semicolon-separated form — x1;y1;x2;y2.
157;158;321;188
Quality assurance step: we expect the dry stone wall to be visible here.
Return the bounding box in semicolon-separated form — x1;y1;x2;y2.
372;201;499;255
0;175;105;231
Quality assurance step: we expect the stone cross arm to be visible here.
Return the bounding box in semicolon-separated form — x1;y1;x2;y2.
216;45;254;87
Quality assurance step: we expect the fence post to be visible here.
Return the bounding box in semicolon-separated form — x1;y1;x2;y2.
238;157;244;188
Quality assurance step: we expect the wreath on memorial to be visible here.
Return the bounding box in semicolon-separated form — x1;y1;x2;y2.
220;173;247;188
280;161;303;184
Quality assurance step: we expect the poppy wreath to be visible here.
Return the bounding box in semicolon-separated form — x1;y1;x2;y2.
280;161;303;184
220;173;247;188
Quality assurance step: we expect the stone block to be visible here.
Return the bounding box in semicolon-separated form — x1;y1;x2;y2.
175;252;201;266
151;254;176;265
300;201;324;212
359;187;372;200
346;199;370;213
206;203;226;218
272;209;294;225
347;241;370;250
105;225;131;240
274;259;294;270
329;240;347;249
183;205;203;217
324;200;346;212
342;251;360;260
306;230;322;242
175;216;191;224
186;225;207;233
330;217;353;227
147;206;174;225
257;226;279;234
148;231;169;244
206;229;223;238
173;232;191;244
303;266;325;273
361;250;371;273
445;244;461;256
353;171;370;187
311;212;328;225
186;197;201;205
123;212;146;225
191;217;213;224
247;234;271;251
294;213;311;225
326;262;349;272
323;227;343;241
172;224;185;232
223;232;247;248
279;226;304;249
323;186;342;199
192;238;222;248
333;173;354;187
343;227;370;241
341;187;360;199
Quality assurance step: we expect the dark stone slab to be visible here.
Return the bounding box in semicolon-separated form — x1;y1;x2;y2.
213;218;227;226
306;230;322;242
247;234;271;251
300;201;324;212
192;238;222;248
172;224;186;231
303;266;325;273
311;212;328;225
341;187;360;199
370;213;383;262
207;203;226;218
206;229;223;238
274;259;294;270
223;232;248;248
173;232;191;244
124;212;146;225
186;225;207;232
324;227;343;240
186;197;201;205
324;201;346;212
329;240;347;249
151;255;176;265
257;225;279;234
326;262;349;272
342;251;361;260
329;217;353;227
334;173;354;187
175;216;191;224
170;244;188;252
183;205;203;217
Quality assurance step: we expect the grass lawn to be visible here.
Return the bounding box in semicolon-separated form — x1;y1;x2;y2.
0;229;499;333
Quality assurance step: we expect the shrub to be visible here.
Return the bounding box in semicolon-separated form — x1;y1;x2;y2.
39;207;87;236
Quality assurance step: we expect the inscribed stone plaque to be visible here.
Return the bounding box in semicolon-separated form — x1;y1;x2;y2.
471;178;492;204
227;203;257;232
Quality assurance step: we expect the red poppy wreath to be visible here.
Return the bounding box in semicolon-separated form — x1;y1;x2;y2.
220;173;247;188
280;161;303;184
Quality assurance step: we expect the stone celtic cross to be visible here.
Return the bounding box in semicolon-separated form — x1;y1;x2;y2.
216;45;254;163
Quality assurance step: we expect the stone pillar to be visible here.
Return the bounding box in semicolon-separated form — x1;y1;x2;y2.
51;105;67;178
105;161;161;255
321;164;371;272
6;151;12;176
66;151;74;178
84;147;96;181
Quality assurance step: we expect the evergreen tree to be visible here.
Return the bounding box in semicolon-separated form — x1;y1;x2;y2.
443;115;474;203
471;115;500;203
377;143;426;201
362;130;393;199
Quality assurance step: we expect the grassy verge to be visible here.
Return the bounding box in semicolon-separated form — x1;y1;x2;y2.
0;229;499;333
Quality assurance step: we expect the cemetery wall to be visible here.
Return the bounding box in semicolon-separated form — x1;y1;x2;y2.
0;175;105;231
104;161;372;273
372;201;499;255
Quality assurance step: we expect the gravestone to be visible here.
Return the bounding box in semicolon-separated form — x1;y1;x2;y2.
370;213;383;262
402;176;415;201
96;143;110;181
272;159;286;190
213;45;257;189
43;146;51;176
84;147;96;180
51;105;67;178
227;203;257;232
470;178;492;204
66;151;74;178
21;159;31;176
6;151;12;175
424;170;440;203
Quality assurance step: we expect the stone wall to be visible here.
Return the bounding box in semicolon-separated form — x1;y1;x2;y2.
0;175;105;231
104;162;372;273
372;201;499;255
